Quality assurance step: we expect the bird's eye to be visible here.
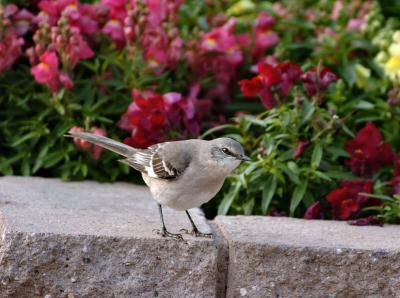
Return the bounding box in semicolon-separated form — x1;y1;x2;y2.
222;148;231;155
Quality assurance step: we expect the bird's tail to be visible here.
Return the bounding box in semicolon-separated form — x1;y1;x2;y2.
66;132;136;157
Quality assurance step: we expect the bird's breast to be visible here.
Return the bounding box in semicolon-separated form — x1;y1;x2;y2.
142;168;227;211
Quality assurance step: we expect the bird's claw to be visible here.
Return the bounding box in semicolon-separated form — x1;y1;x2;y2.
180;228;213;238
154;228;184;241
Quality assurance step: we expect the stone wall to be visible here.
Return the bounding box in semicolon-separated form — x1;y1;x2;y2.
0;177;399;298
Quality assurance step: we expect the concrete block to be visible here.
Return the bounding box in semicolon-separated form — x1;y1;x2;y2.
0;176;220;298
214;216;400;298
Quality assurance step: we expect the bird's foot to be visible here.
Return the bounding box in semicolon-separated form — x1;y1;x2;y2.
154;228;184;241
180;228;213;238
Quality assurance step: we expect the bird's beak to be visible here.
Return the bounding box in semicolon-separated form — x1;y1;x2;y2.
239;155;252;162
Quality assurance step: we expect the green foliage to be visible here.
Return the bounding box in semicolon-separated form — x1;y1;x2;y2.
0;53;138;182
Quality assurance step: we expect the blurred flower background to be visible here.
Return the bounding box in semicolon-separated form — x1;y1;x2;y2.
2;0;400;223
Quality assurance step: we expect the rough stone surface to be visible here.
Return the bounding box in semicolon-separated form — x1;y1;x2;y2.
0;176;219;298
214;216;400;298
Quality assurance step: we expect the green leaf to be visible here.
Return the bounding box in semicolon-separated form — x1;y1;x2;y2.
359;192;394;202
243;198;255;215
311;143;323;168
262;175;277;214
11;131;40;147
290;181;308;216
314;171;332;181
325;170;356;180
301;100;315;124
280;164;300;185
218;183;240;215
354;100;374;110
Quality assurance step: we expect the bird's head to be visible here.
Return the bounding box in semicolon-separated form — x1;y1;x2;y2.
208;138;251;174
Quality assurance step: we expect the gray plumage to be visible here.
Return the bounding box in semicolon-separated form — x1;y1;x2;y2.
66;132;250;238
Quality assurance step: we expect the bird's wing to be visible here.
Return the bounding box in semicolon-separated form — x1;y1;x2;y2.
121;143;191;179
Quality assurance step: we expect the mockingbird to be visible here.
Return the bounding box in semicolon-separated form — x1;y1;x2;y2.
66;132;250;239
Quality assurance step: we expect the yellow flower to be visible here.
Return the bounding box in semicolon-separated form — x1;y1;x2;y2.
227;0;255;16
354;64;371;89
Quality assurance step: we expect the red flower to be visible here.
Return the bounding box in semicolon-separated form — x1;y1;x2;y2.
304;201;322;219
344;122;393;176
300;66;338;98
239;61;302;109
119;86;209;149
238;76;264;97
326;180;374;220
294;139;309;159
388;153;400;194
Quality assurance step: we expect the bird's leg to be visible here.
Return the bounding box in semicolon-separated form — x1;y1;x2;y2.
155;204;184;241
182;210;213;238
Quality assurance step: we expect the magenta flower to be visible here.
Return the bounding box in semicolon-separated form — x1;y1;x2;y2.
304;201;322;219
31;51;74;92
252;12;279;61
100;0;127;47
102;19;125;47
0;31;24;75
59;72;74;90
38;0;99;34
294;139;310;159
11;8;34;36
65;31;95;67
300;66;338;98
189;18;244;102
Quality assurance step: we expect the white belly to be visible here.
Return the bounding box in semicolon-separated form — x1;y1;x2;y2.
142;168;226;211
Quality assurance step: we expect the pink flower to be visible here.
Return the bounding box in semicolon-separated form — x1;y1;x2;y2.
31;51;75;92
252;12;279;61
31;52;61;93
69;126;107;160
200;19;242;63
102;19;125;47
146;0;183;27
65;32;94;67
11;9;35;36
189;18;244;102
0;31;24;75
346;18;364;31
59;72;74;90
38;0;99;34
90;127;107;160
100;0;127;47
331;1;344;20
294;139;309;159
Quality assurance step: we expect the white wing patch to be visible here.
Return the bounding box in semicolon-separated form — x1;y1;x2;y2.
120;144;187;179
